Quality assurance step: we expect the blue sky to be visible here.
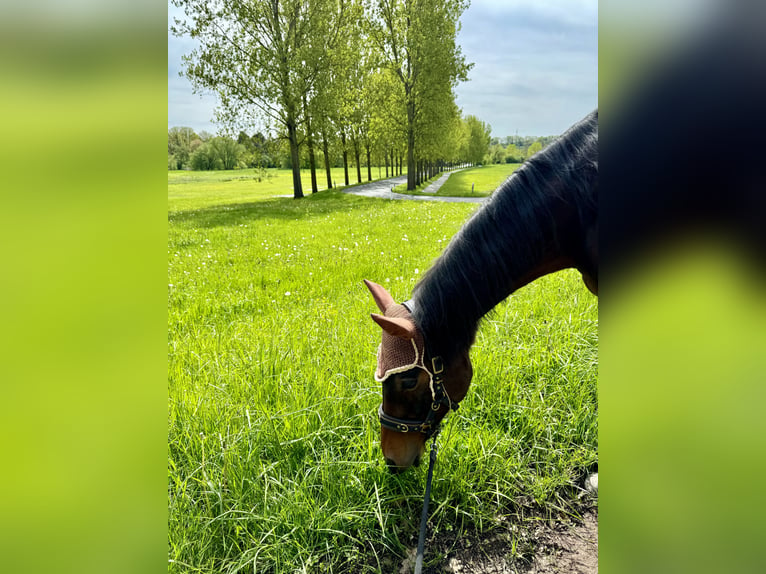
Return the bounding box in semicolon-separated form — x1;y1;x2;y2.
168;0;597;137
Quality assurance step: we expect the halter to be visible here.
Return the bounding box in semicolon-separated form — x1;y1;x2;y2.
377;300;458;438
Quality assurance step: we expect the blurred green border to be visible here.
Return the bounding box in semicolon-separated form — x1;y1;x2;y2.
0;12;167;574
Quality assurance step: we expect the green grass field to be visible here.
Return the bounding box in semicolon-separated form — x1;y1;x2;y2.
168;166;403;211
168;170;597;572
436;164;523;197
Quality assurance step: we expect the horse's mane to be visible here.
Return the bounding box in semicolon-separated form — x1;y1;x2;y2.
412;110;598;360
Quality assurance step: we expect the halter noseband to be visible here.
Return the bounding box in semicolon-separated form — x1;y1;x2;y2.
377;300;458;438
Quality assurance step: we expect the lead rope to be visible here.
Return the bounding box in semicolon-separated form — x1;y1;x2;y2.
414;433;439;574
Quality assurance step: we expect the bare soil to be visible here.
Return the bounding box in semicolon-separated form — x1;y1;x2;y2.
394;508;597;574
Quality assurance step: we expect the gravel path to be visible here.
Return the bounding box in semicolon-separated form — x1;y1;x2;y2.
341;172;485;203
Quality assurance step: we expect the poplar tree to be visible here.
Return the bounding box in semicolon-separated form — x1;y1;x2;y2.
365;0;471;190
172;0;349;199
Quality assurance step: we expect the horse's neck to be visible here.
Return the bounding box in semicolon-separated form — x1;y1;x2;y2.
412;202;567;362
411;112;597;362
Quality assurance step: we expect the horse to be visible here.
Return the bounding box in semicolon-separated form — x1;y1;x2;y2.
365;109;598;471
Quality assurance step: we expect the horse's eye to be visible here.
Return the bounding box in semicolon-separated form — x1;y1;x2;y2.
400;378;418;391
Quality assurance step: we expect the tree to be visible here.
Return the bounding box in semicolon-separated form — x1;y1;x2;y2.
172;0;350;199
489;143;506;164
464;115;491;165
366;0;471;190
505;143;524;163
526;140;544;159
368;68;407;178
168;126;199;169
210;137;244;170
190;141;221;170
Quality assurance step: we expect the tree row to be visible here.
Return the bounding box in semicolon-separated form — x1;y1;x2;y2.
171;0;488;198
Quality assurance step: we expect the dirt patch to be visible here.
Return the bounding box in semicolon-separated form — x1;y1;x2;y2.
518;510;597;574
413;510;598;574
399;475;598;574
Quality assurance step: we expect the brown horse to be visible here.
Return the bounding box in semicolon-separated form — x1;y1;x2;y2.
366;110;598;471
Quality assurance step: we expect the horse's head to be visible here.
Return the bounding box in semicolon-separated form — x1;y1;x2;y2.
364;280;472;472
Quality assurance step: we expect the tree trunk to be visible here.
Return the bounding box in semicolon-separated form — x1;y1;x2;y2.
353;137;362;184
303;95;318;193
366;143;372;181
288;119;303;199
341;131;349;186
307;135;318;193
322;132;332;189
407;117;416;190
385;151;389;178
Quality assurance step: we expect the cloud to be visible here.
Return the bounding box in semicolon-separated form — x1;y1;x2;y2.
455;0;597;136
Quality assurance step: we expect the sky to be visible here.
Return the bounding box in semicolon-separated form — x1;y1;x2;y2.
168;0;597;138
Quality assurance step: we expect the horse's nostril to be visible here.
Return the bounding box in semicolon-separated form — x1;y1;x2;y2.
385;458;402;474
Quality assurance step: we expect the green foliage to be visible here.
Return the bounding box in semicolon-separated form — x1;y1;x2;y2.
189;141;221;171
526;140;544;159
505;144;525;163
168;175;597;572
465;115;492;165
172;0;490;193
179;135;247;171
168;126;200;170
209;137;244;170
365;0;472;189
488;143;506;164
172;0;353;197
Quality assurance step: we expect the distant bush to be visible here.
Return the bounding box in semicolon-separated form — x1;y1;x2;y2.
190;142;223;170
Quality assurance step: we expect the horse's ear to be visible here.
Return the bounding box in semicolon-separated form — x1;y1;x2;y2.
364;279;394;313
371;313;417;340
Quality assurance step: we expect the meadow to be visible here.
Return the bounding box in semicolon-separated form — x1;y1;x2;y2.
168;169;598;572
168;166;402;211
434;164;523;197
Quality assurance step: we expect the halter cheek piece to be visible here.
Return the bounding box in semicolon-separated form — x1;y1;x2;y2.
377;300;459;439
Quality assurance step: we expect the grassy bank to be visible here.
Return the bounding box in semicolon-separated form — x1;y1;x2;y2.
436;164;523;197
168;174;598;572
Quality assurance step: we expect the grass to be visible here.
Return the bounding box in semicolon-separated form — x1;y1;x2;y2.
436;163;523;197
168;172;598;572
168;166;404;211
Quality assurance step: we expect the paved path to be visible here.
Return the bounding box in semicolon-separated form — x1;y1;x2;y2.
341;171;485;203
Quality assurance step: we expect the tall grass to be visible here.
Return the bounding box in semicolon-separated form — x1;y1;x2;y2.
168;173;597;572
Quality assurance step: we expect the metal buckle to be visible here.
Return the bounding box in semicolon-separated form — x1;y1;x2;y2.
431;356;444;375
